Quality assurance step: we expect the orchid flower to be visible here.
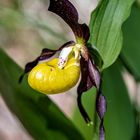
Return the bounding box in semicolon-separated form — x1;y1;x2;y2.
19;0;106;139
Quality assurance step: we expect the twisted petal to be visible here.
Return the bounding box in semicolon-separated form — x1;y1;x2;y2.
96;92;107;140
88;56;101;89
48;0;90;42
78;57;94;93
100;124;105;140
19;49;56;83
77;57;93;124
96;93;106;119
77;55;101;124
78;56;101;93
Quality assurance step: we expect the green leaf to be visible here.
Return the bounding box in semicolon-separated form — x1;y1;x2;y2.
89;0;135;69
87;43;103;69
120;5;140;81
103;60;136;140
72;88;98;140
0;49;84;140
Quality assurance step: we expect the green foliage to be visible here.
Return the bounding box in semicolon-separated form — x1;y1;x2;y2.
72;60;137;140
89;0;135;69
0;49;84;140
72;88;98;140
103;61;136;140
121;5;140;81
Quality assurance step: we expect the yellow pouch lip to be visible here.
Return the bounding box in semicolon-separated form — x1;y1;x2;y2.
28;57;80;94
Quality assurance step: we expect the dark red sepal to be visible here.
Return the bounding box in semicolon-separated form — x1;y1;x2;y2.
75;24;90;43
88;56;101;89
48;0;90;42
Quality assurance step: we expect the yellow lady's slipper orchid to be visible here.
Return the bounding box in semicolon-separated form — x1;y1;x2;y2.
19;1;106;135
28;57;80;94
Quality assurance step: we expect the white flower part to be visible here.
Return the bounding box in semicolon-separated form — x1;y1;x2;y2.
58;46;73;69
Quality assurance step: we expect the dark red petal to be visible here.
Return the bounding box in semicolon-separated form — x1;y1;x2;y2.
77;57;95;124
77;55;101;124
39;48;57;61
58;40;75;50
19;41;75;83
78;57;95;93
77;92;91;124
88;56;101;89
19;49;56;83
48;0;90;42
96;93;106;140
96;93;106;119
100;124;105;140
